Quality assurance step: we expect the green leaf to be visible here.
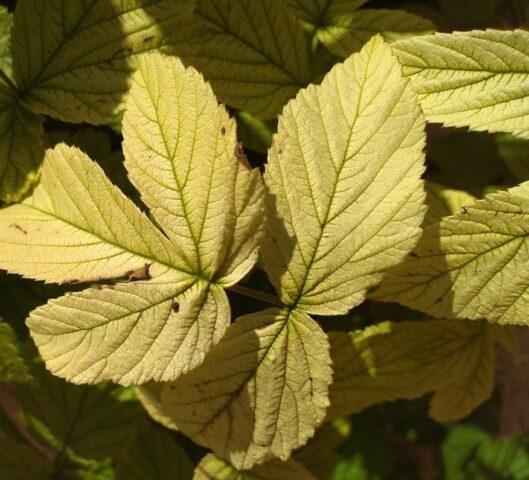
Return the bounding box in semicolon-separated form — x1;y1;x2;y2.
424;182;476;226
162;308;332;470
0;319;31;383
327;319;497;422
117;423;193;480
393;30;529;138
262;36;426;315
194;453;316;480
170;0;310;119
373;182;529;325
286;0;369;26
123;52;265;283
496;133;529;182
12;0;194;124
438;0;499;28
235;111;275;154
318;9;435;58
15;363;142;460
0;435;53;480
0;6;12;77
136;382;178;431
0;79;44;203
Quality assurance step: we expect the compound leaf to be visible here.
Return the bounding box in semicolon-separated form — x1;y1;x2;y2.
286;0;369;25
0;79;44;203
117;423;193;480
28;276;230;386
123;52;265;283
393;30;529;138
162;308;332;470
12;0;194;124
319;9;435;58
195;454;316;480
171;0;310;119
373;182;529;325
0;143;187;284
327;319;497;422
263;36;426;315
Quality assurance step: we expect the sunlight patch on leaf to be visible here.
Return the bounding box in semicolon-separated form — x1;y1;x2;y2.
12;0;194;124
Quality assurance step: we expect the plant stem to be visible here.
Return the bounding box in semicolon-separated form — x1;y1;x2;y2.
227;284;283;307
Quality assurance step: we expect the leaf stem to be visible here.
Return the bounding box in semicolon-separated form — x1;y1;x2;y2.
227;284;283;307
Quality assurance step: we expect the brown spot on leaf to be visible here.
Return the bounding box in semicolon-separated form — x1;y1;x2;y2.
11;224;27;234
235;143;251;170
126;264;151;281
221;126;226;135
172;302;180;313
143;35;154;43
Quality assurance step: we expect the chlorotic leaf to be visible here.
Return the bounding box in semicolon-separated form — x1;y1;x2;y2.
318;9;435;58
0;319;31;383
286;0;369;25
123;52;265;283
0;435;53;480
11;0;194;124
327;319;497;422
195;453;316;480
263;36;426;315
162;308;332;470
393;30;529;138
373;182;529;325
117;423;193;480
15;363;142;459
424;181;476;226
136;383;178;431
27;276;230;386
0;6;12;77
0;143;187;284
0;79;44;203
171;0;310;119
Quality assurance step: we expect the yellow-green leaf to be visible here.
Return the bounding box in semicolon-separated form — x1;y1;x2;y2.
393;30;529;138
286;0;368;25
12;0;193;124
171;0;310;119
195;454;316;480
28;276;230;386
123;52;265;283
262;36;426;315
424;181;476;226
318;9;435;58
0;79;43;203
327;319;497;422
136;382;178;431
0;144;186;284
373;182;529;325
162;308;332;470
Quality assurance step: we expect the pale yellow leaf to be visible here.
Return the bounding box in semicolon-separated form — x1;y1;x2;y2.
373;182;529;325
263;36;426;315
162;308;332;470
123;52;265;282
424;181;476;226
28;274;230;386
393;30;529;138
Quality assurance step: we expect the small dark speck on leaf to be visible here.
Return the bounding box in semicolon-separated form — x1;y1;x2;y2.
143;35;154;43
409;251;418;258
11;224;27;234
172;303;180;313
221;126;226;135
